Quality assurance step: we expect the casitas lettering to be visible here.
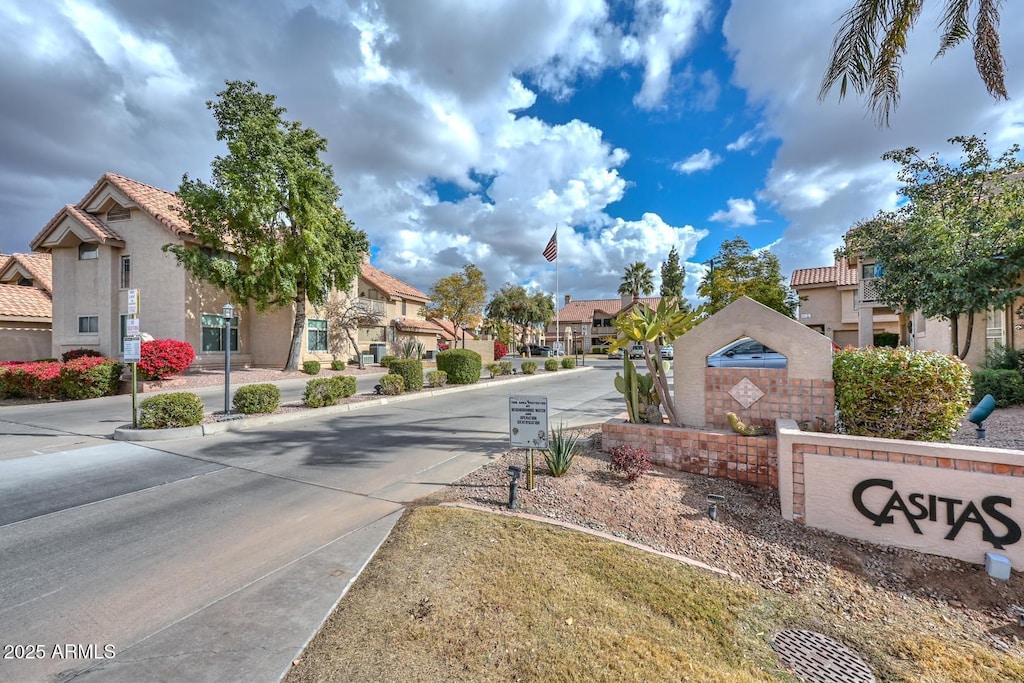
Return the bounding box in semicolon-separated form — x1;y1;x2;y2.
852;478;1021;549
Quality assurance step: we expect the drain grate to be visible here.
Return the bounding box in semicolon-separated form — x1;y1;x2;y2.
770;629;876;683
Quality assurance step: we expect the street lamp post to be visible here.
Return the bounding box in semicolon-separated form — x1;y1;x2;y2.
223;302;234;415
461;323;468;349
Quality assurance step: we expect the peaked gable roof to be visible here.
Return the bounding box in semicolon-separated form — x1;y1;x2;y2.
790;261;858;289
557;296;662;323
0;253;52;293
426;316;478;341
360;262;429;302
30;172;191;251
0;282;52;320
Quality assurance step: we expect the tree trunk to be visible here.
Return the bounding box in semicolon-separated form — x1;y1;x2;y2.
949;314;960;359
642;342;678;426
285;289;307;371
959;311;975;360
345;329;363;369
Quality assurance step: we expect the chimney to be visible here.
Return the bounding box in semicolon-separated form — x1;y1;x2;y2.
564;294;571;306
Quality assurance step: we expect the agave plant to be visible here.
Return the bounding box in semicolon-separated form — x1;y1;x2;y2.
544;423;580;477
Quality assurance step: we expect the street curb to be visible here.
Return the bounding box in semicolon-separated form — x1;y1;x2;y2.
113;366;595;441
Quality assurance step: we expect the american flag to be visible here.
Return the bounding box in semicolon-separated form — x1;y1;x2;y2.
542;229;557;262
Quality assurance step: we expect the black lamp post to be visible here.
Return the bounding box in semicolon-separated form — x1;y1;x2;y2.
461;322;468;349
222;302;234;415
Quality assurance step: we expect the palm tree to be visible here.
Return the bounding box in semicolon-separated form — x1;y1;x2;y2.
617;261;654;300
819;0;1008;126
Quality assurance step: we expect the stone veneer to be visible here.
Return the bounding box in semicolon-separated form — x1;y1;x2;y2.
703;367;834;432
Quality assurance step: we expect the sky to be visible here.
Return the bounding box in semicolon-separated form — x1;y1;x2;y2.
1;0;1023;307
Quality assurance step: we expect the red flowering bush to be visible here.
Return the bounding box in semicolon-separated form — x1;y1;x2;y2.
608;444;652;482
58;357;124;399
493;340;507;360
138;339;195;380
0;361;62;399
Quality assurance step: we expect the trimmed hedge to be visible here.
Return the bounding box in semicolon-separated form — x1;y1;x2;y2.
138;339;195;380
138;392;204;429
303;360;321;375
379;355;397;369
544;358;559;372
872;331;900;348
972;369;1024;408
304;375;357;408
560;356;576;369
380;374;404;395
521;361;538;375
833;347;972;442
232;383;281;414
387;358;424;391
0;361;62;398
486;362;502;378
426;370;448;388
499;360;513;375
330;359;346;371
436;349;481;385
58;357;123;400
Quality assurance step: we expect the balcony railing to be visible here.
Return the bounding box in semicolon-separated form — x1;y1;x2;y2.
860;278;880;304
358;297;387;316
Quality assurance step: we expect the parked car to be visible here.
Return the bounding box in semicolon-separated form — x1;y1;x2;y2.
660;345;674;360
707;337;787;368
628;344;645;359
520;344;552;357
607;348;624;360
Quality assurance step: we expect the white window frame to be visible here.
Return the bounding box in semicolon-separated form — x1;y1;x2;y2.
307;319;328;352
120;255;131;289
78;315;99;334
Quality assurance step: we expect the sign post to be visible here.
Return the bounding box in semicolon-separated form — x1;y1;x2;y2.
509;395;549;491
125;289;141;428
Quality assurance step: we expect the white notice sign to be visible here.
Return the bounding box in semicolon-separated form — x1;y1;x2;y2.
126;317;140;337
127;289;140;316
509;395;549;448
123;338;141;363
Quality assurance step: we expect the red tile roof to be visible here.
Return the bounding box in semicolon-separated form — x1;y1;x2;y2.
360;262;429;302
0;253;52;293
426;316;477;341
556;297;662;323
394;317;440;335
790;261;858;288
0;283;52;319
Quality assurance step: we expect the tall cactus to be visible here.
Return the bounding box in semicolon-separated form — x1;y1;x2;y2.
613;357;640;423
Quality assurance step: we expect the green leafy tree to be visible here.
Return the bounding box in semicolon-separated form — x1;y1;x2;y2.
838;135;1024;359
697;238;797;317
424;264;488;334
618;261;655;299
820;0;1008;126
166;80;368;370
659;246;688;309
485;284;554;351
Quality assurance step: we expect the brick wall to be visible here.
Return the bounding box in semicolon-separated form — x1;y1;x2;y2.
602;419;777;490
703;367;834;432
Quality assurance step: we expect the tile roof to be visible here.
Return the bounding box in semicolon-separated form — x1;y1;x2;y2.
394;317;440;335
556;296;662;323
790;261;858;288
360;262;429;302
0;283;52;319
426;316;477;341
0;253;53;293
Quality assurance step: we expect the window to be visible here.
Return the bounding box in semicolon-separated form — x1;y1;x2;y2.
201;313;238;352
78;316;98;334
307;319;328;351
78;243;98;260
986;308;1006;351
106;205;131;221
17;277;32;287
120;255;131;289
401;300;407;316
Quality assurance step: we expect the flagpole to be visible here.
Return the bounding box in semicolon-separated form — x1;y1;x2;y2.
554;224;559;352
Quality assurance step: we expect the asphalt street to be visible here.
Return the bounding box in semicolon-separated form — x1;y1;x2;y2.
0;362;622;682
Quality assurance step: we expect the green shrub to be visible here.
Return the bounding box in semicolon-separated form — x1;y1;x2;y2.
436;349;482;385
302;360;321;375
380;374;404;395
387;358;423;391
983;343;1024;371
0;361;62;398
232;383;281;414
499;360;513;375
544;358;559;372
138;392;204;429
379;355;397;369
833;347;972;442
560;356;576;369
872;331;900;348
58;357;123;400
521;361;538;375
486;362;502;378
544;423;579;477
972;369;1024;408
61;348;103;362
304;375;357;408
426;370;448;388
330;359;346;371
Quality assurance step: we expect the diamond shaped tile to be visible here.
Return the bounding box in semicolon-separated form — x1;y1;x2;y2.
729;377;764;408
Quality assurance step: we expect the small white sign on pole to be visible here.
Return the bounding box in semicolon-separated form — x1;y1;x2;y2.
123;338;141;363
126;317;140;337
127;289;140;316
509;395;549;448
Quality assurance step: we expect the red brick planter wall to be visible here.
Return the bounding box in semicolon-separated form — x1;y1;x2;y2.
602;419;777;490
704;367;834;432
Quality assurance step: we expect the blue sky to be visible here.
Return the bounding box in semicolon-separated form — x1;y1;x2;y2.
1;1;1022;305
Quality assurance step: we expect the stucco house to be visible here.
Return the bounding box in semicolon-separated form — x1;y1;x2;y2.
549;294;662;353
0;252;53;360
791;255;1023;367
27;172;428;368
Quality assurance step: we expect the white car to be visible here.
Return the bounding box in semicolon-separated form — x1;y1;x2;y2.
628;344;645;359
660;345;674;360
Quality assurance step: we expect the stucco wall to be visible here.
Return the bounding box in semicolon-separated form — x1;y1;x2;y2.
0;326;52;361
777;420;1024;569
